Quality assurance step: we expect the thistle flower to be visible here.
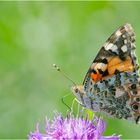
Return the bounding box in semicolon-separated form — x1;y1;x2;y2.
29;113;120;140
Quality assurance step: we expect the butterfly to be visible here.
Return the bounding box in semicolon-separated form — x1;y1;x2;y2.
71;23;140;124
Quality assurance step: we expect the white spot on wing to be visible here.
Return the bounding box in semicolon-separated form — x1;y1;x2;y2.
104;43;113;50
111;44;117;51
124;39;127;44
92;62;107;72
121;45;127;52
104;43;118;52
116;30;122;36
124;23;133;32
96;63;106;68
122;35;126;38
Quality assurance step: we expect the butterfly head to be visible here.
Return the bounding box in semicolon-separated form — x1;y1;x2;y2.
71;85;85;106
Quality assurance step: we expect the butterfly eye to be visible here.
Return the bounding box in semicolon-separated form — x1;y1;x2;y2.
131;103;139;111
75;88;79;93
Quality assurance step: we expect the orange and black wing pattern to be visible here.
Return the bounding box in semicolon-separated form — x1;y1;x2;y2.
83;24;139;87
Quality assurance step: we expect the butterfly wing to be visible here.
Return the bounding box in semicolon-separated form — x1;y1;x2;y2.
83;23;139;91
82;23;140;123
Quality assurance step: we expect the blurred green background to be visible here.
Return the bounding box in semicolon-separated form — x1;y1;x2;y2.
0;1;140;139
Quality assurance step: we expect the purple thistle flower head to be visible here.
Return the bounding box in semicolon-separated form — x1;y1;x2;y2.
29;113;120;140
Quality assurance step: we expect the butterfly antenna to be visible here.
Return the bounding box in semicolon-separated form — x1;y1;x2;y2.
53;64;77;86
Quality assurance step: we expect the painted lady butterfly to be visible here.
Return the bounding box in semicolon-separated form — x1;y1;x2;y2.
71;23;140;124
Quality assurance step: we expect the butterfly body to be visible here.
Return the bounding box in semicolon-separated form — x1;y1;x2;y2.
72;24;140;124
